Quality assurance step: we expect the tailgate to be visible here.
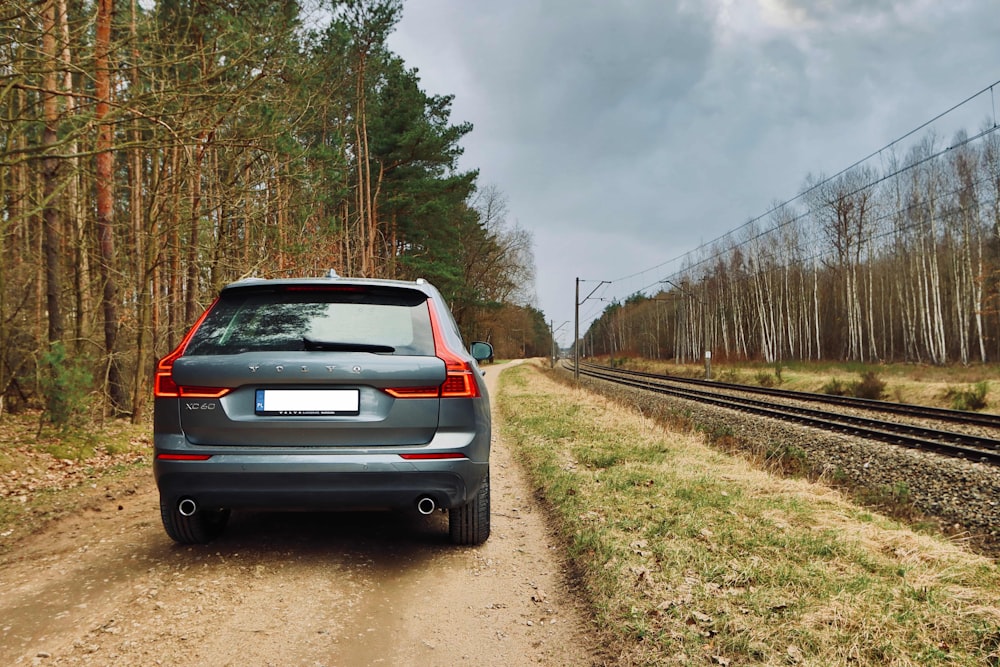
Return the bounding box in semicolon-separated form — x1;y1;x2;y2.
172;353;445;447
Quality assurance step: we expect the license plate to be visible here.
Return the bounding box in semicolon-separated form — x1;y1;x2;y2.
255;389;360;416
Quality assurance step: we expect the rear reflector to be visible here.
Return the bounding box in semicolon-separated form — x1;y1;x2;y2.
399;453;468;460
156;453;213;461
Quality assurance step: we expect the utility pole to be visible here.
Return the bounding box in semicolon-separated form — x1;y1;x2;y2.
575;279;579;381
575;278;609;381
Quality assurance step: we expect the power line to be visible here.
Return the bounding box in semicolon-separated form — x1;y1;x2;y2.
588;78;1000;310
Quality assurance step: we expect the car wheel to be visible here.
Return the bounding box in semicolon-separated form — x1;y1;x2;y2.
159;495;230;544
449;470;490;545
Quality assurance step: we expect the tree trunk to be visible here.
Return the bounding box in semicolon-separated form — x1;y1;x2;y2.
94;0;126;412
41;0;63;345
184;133;211;323
57;0;90;349
128;0;149;421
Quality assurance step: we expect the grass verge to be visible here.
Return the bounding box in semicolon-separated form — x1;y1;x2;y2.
497;363;1000;666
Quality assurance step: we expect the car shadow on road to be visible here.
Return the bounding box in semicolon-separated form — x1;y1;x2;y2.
147;508;469;608
227;508;452;549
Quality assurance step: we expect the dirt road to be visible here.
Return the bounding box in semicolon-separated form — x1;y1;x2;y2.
0;362;604;666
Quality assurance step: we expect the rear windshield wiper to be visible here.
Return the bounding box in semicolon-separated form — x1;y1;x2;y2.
302;336;395;353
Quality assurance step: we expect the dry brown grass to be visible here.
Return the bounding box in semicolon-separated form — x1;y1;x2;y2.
609;357;1000;413
498;363;1000;666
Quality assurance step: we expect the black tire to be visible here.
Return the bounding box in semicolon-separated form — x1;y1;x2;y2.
159;495;230;545
449;470;490;545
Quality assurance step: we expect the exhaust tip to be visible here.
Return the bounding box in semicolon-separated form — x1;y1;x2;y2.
416;496;436;515
178;497;198;517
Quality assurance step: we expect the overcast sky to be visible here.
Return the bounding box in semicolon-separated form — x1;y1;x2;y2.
386;0;1000;346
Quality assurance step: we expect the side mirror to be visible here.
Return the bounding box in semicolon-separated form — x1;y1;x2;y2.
470;341;494;363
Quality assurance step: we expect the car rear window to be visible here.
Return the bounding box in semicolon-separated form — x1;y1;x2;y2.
183;286;435;356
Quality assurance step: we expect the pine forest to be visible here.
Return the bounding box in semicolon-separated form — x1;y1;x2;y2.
1;0;545;423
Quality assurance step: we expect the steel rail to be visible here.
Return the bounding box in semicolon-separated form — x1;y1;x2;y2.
581;361;1000;429
571;362;1000;466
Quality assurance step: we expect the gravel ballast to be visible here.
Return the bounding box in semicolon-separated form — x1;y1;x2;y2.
559;366;1000;555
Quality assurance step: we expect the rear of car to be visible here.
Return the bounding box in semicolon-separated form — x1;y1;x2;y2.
153;276;493;545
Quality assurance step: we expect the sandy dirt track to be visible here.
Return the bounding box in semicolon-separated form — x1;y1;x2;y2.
0;362;605;666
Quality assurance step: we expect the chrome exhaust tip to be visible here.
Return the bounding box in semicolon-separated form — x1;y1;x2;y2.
178;498;198;517
416;496;436;515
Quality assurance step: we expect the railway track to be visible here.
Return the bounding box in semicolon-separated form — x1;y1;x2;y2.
571;361;1000;466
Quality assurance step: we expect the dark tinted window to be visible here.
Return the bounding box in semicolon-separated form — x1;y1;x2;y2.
185;286;434;356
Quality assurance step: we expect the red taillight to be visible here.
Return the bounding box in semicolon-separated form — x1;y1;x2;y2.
383;299;480;400
154;346;186;397
156;453;213;461
383;386;441;399
399;453;468;460
428;299;480;399
440;364;476;397
177;386;231;398
154;299;224;398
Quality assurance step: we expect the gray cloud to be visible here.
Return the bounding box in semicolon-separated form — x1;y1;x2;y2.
388;0;1000;344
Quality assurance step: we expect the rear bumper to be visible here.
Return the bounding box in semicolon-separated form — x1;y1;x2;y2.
154;454;488;511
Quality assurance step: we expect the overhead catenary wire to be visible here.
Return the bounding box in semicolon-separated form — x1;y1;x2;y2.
578;78;1000;335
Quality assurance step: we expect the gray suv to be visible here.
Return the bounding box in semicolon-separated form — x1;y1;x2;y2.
153;275;494;545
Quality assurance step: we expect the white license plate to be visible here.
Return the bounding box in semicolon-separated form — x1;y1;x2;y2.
255;389;360;415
